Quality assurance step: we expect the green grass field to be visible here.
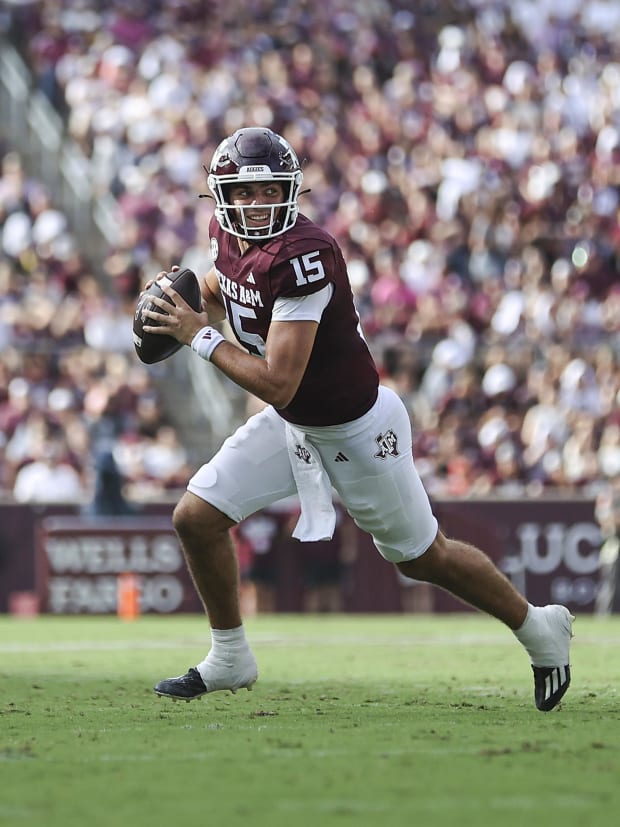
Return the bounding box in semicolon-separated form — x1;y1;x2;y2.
1;613;619;827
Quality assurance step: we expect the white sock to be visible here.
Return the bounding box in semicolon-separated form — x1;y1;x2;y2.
209;625;250;656
196;625;257;690
513;604;571;666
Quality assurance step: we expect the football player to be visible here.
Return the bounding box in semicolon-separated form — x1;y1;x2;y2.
142;127;573;711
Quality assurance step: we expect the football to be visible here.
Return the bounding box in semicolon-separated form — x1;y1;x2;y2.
133;268;201;364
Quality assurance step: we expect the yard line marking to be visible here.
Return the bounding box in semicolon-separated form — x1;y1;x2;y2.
1;630;618;655
0;633;512;654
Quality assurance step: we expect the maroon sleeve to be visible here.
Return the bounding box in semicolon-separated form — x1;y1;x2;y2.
268;236;337;300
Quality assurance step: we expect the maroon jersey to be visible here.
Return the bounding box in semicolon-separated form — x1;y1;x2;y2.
209;213;379;426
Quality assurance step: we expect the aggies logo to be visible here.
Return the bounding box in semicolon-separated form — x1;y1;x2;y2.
374;429;399;459
294;444;312;464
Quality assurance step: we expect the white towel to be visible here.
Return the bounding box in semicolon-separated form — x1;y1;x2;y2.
284;422;337;542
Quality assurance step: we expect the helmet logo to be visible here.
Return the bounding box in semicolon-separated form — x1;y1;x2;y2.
279;148;296;169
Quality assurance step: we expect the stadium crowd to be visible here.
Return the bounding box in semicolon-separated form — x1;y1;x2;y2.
0;0;618;506
0;147;191;501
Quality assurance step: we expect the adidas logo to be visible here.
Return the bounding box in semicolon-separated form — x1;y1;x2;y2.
532;664;571;711
334;452;349;462
247;272;256;284
543;665;569;701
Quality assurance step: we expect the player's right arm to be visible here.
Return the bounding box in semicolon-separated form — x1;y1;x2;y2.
144;282;320;410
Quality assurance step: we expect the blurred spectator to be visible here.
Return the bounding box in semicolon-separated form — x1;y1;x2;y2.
0;149;188;499
235;510;281;613
83;448;136;516
290;505;355;614
594;482;620;615
13;434;83;503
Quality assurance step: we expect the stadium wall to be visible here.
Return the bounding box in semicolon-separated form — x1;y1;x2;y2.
0;498;605;615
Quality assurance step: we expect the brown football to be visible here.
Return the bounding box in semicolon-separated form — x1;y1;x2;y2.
133;268;201;364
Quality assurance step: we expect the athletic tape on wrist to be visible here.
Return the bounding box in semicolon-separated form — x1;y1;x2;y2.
190;326;225;361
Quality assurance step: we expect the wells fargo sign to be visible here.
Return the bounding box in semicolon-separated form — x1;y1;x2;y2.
37;517;201;614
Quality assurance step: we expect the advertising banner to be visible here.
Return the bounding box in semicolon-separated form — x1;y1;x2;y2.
0;497;604;615
36;516;199;614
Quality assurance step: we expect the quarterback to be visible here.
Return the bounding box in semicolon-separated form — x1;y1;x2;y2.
142;127;573;711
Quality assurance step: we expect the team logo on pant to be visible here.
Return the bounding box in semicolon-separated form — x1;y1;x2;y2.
294;444;313;464
374;429;399;459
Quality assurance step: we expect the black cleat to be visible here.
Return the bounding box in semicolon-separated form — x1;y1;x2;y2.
154;667;208;701
532;664;571;711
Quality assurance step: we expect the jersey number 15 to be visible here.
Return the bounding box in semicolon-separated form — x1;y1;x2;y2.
290;251;325;286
